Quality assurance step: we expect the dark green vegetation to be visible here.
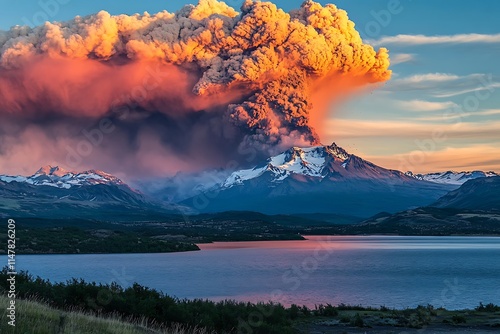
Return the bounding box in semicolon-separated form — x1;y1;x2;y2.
330;208;500;236
3;206;500;255
190;209;500;237
0;223;199;254
2;270;500;334
2;177;500;255
2;174;498;252
0;213;313;254
1;270;294;334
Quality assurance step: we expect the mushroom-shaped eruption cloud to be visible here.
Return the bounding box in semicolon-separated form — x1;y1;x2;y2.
0;0;390;176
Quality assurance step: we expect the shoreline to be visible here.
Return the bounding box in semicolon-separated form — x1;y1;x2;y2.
3;233;500;255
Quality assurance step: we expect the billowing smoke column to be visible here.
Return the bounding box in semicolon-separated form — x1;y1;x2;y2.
0;0;391;177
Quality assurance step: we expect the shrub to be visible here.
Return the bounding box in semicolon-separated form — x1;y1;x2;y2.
452;315;467;324
315;304;338;317
339;315;351;323
475;302;500;312
350;313;364;327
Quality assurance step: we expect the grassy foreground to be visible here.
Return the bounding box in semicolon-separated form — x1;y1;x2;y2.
2;295;500;334
0;295;213;334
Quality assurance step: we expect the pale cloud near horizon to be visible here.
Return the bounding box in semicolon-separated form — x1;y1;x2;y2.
327;119;500;140
414;109;500;121
396;99;458;112
363;145;500;173
433;83;500;98
384;73;498;97
328;114;500;172
369;33;500;46
393;73;460;84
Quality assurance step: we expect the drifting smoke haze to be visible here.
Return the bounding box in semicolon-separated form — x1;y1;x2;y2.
0;0;391;177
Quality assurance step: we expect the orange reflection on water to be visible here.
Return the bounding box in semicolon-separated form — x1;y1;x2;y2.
197;236;364;251
197;235;500;251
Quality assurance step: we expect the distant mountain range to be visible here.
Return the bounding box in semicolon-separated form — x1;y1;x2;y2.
433;176;500;211
221;146;498;188
2;144;498;220
180;143;456;216
405;170;499;185
354;176;500;234
0;165;179;220
0;166;124;189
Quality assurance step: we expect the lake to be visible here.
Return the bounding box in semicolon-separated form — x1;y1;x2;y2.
13;236;500;310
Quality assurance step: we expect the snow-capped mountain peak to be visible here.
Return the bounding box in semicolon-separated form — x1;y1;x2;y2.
35;165;70;177
406;170;499;185
189;143;456;216
222;144;338;188
221;142;407;189
324;143;351;161
271;146;330;176
0;166;124;189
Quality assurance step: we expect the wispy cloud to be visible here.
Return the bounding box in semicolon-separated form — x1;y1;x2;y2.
363;145;500;173
394;73;461;84
327;119;500;140
363;144;500;173
369;33;500;46
396;99;458;112
391;53;416;65
384;73;498;97
415;109;500;121
433;83;500;98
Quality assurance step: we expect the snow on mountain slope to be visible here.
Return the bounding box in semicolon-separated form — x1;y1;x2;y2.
222;143;408;189
0;166;186;219
406;171;499;185
185;143;455;216
223;146;338;188
0;165;124;189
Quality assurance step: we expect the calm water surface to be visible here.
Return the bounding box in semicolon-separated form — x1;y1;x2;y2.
12;236;500;309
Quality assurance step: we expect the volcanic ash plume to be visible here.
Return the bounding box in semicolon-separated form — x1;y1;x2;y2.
0;0;391;176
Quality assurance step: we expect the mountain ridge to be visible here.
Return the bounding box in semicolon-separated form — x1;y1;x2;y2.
181;143;455;217
0;166;183;220
353;176;500;234
2;146;497;219
0;165;125;189
406;170;499;185
432;176;500;211
222;143;415;189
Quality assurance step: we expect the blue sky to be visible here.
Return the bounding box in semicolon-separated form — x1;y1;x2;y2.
1;0;499;172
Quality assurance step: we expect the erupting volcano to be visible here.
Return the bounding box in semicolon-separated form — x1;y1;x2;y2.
0;0;391;177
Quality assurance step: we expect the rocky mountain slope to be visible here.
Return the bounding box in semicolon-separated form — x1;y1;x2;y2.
182;143;454;216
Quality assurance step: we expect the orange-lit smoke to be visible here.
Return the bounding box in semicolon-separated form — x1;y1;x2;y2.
0;0;391;176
